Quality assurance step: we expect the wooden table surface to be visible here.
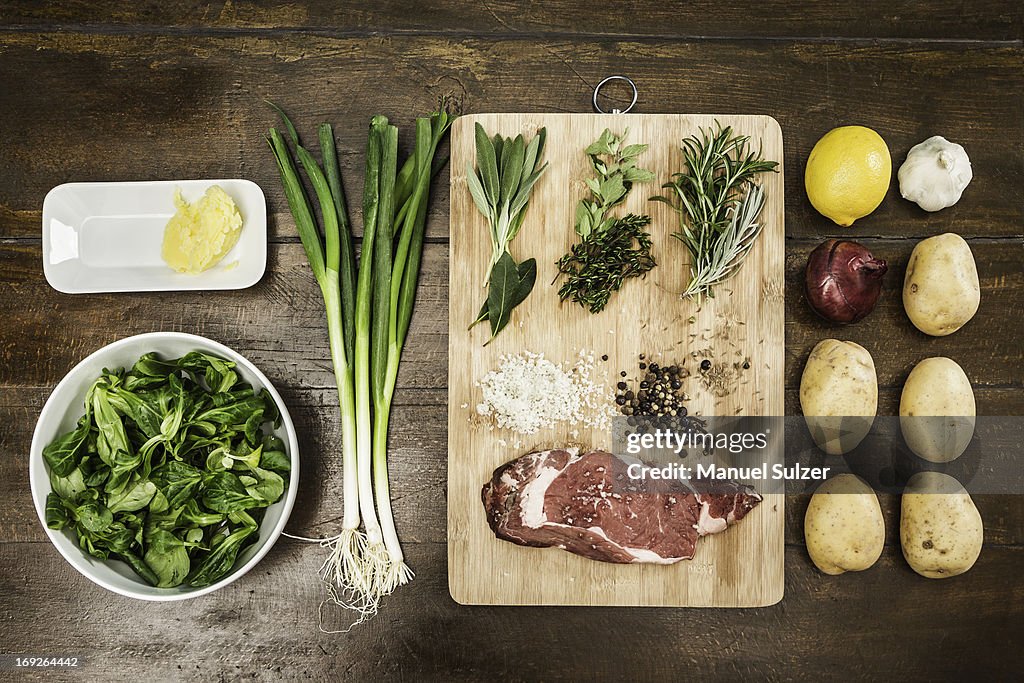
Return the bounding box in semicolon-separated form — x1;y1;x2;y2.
1;2;1021;680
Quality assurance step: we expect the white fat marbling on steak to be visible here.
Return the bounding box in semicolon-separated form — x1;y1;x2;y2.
695;501;729;534
482;449;761;565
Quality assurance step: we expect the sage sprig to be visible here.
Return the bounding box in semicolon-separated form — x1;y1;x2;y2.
653;122;778;301
466;123;548;343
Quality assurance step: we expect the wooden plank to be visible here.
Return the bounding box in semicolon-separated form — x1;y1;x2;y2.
447;113;784;607
0;241;447;392
1;0;1021;41
790;388;1024;417
784;238;1024;390
0;543;1020;680
3;388;1022;546
2;240;1021;391
0;392;450;545
0;34;1021;240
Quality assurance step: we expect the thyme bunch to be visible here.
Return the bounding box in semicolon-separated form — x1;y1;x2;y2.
557;214;655;314
556;128;657;314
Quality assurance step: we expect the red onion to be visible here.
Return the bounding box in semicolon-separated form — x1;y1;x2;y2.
805;239;888;324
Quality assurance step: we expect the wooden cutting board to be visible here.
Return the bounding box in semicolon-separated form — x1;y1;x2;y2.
447;113;785;607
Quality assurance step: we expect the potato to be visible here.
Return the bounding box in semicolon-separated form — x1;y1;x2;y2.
800;339;877;454
903;232;980;336
900;472;983;578
804;474;884;575
900;357;976;462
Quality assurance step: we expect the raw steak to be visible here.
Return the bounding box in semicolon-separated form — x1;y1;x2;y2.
482;448;761;564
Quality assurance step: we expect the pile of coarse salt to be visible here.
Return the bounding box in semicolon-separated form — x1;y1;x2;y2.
475;350;615;441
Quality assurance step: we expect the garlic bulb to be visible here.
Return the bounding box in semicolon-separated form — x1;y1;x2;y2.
898;136;972;212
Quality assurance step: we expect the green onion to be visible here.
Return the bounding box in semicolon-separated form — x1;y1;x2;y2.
319;123;357;364
267;121;369;611
352;116;396;591
268;103;452;625
373;113;452;588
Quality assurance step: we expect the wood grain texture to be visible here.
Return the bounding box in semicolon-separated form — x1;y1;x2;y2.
2;0;1020;40
447;113;785;606
3;389;1023;546
0;34;1021;241
2;239;1020;393
0;543;1021;681
0;2;1021;679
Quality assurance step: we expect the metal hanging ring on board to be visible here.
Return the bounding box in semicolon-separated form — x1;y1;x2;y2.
593;75;638;114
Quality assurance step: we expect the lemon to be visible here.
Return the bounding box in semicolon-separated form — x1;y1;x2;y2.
805;126;891;226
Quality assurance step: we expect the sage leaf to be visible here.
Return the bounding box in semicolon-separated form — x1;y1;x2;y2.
467;124;548;343
486;250;520;339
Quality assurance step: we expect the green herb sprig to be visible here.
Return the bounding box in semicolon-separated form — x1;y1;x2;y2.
556;128;657;314
653;122;778;300
575;128;655;238
557;214;655;313
466;123;549;343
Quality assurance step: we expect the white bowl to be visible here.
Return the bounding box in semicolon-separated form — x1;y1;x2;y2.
29;332;299;601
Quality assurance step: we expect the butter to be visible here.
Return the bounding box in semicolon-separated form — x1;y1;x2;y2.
161;185;243;274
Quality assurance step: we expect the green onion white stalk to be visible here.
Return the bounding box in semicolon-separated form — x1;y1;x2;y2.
267;104;452;627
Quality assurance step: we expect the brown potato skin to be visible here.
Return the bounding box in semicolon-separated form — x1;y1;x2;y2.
805;474;885;575
903;233;980;336
800;339;877;455
901;472;983;579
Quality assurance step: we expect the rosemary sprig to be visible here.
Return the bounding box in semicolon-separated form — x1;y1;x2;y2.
653;122;778;301
556;128;657;314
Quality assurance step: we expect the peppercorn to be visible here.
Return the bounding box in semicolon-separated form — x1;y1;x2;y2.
601;354;609;361
620;370;627;377
617;381;627;390
700;359;712;372
742;360;750;370
615;395;626;405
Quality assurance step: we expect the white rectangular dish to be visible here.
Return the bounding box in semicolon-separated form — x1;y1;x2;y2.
42;179;267;293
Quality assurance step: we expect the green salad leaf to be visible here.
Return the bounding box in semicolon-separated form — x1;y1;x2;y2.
41;351;289;588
